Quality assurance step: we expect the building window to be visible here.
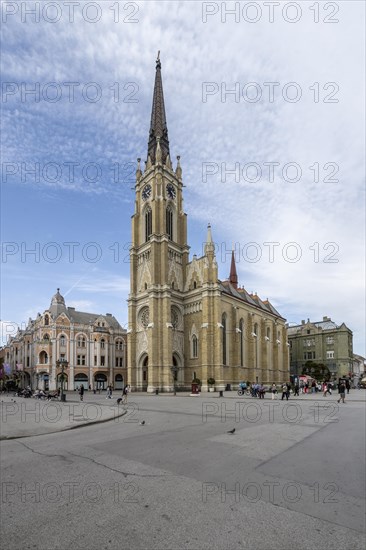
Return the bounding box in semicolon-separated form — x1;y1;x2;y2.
145;207;152;242
101;356;105;366
166;206;173;240
45;315;49;326
77;355;81;365
94;355;97;366
222;314;227;365
115;357;119;367
27;357;30;367
115;340;123;351
192;335;198;358
304;339;315;347
307;330;310;334
77;336;86;348
239;319;244;367
326;336;334;344
101;339;105;349
60;335;66;347
327;351;334;359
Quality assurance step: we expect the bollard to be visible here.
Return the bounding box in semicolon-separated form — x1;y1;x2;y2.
219;390;223;397
155;389;159;395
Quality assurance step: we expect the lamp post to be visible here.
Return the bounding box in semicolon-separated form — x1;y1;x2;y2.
170;365;179;396
56;358;68;402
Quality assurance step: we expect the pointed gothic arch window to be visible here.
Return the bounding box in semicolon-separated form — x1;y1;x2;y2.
192;335;198;358
145;207;152;242
239;318;244;366
166;206;173;240
44;314;49;326
222;313;227;365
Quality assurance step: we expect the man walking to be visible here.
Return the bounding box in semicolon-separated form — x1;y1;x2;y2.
338;381;346;403
281;383;289;401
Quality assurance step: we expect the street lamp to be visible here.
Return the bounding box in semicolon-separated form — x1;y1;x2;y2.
56;358;68;402
170;365;179;396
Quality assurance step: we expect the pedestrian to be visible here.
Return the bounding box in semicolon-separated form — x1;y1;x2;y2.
258;384;265;399
286;382;291;399
122;384;130;404
281;383;289;401
106;385;112;399
345;379;350;394
311;380;316;394
79;384;84;402
294;382;299;396
338;381;346;403
271;383;277;400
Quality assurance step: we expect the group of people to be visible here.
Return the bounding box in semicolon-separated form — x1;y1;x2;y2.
240;379;351;403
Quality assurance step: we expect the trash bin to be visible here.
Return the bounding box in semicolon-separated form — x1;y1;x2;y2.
225;384;231;391
155;389;159;395
191;383;199;394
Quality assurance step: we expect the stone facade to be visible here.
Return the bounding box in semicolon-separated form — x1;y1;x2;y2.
1;290;127;391
288;316;353;379
127;56;289;392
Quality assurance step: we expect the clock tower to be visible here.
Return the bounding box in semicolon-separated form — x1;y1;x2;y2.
128;53;189;392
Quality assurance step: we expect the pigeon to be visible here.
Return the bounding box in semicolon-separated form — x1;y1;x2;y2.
140;420;145;425
227;428;235;434
116;398;122;405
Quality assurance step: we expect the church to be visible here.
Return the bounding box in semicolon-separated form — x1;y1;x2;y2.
127;55;289;392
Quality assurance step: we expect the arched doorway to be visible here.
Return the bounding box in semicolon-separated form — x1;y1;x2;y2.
56;372;68;391
137;354;148;391
38;372;49;391
95;372;107;390
172;353;184;388
74;373;88;390
115;374;124;390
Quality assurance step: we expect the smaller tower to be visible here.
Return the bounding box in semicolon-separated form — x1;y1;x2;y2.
229;250;238;289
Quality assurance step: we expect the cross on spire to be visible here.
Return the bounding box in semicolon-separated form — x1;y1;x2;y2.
147;52;170;164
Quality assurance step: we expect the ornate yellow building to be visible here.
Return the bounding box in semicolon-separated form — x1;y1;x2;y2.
2;289;127;391
127;56;289;392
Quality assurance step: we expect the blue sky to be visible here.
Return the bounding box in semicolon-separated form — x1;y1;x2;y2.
1;1;365;355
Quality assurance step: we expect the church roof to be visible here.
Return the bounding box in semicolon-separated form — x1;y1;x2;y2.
219;281;284;319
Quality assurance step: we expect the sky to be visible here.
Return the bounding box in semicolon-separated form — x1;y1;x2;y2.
1;0;365;355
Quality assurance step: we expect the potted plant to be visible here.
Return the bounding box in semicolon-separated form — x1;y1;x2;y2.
207;377;215;392
191;377;201;394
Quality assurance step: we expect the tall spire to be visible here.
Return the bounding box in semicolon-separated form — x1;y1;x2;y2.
229;250;238;289
147;51;170;165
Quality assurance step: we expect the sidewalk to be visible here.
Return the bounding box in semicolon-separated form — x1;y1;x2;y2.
0;394;127;439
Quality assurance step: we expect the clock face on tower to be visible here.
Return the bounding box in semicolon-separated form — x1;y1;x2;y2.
166;183;176;199
142;184;152;201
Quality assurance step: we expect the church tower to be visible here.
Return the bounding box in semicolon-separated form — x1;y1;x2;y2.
128;53;189;392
